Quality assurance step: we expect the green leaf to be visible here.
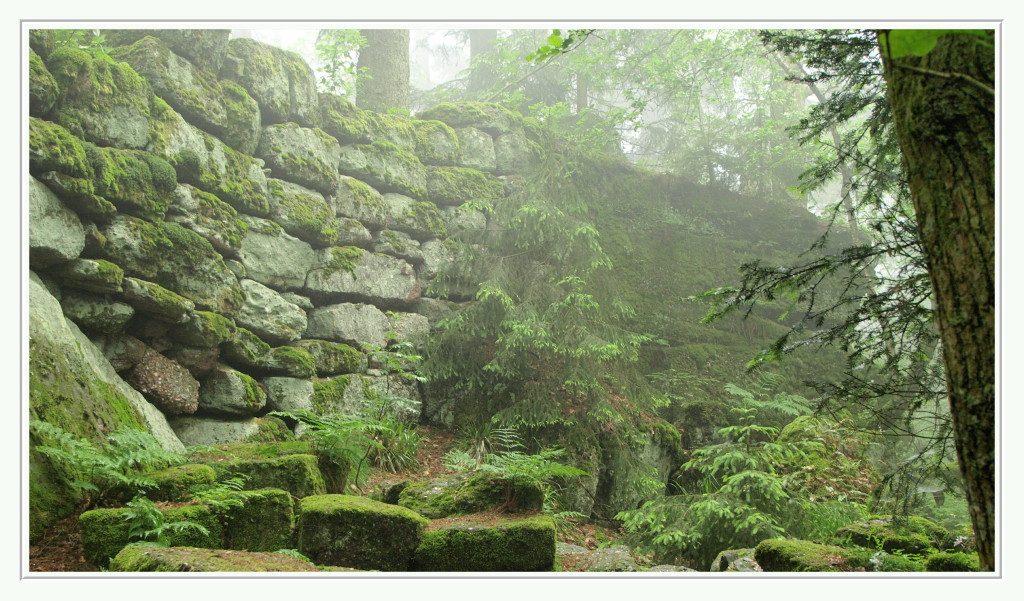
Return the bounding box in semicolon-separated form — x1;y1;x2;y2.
882;29;992;59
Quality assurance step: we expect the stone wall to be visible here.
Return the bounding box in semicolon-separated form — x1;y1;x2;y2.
27;29;545;537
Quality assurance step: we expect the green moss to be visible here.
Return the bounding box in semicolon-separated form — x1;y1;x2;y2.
121;277;194;322
79;507;134;566
145;464;217;502
29;50;60;116
836;517;947;554
413;119;460;165
412;513;555;571
245;416;295;443
754;539;853;572
396;201;447;239
221;327;272;368
295;340;365;375
426;166;504;205
267;178;338;245
925;552;979;572
297;494;429;570
28;117;94;179
109;545;318;572
189;311;237;346
215;488;295;552
261;346;317;378
353;140;428;199
163;127;269;217
397;471;541;519
311;376;352;414
85;144;176;220
321;246;364;278
205;454;326;498
187;440;313;462
417;102;523;135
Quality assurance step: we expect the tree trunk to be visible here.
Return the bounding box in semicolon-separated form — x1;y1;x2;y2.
356;29;410;112
467;29;498;99
880;30;995;571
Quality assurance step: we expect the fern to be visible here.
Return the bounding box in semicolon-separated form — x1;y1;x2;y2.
123;496;209;547
190;473;250;510
30;421;185;509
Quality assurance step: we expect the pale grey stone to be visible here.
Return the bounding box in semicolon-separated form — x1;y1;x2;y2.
169;415;261;446
60;289;134;333
29;176;84;267
236;215;317;291
455;127;496;172
263;377;315;413
236;278;307;344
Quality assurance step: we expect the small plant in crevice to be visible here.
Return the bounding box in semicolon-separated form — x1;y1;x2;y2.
189;473;250;511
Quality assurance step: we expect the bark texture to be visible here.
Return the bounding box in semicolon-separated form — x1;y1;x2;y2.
881;30;996;570
356;29;410;112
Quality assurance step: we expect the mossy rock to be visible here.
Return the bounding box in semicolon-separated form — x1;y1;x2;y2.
413;119;460;166
753;539;853;572
207;453;327;499
220;326;272;370
145;463;217;502
293;339;366;375
109;545;319;572
412;513;556;571
99;216;243;315
219;37;320;128
836;516;948;554
79;504;221;567
120;277;194;324
29;118;94;180
45;46;159;150
243;415;295;443
85;144;177;220
166;184;250;254
337;140;428;200
260;346;317;378
426;166;505;206
51;258;124;294
265;178;341;247
102;29;231;74
396;471;544;519
297;494;429;570
258;124;341;197
169;310;237;347
110;35;261;154
417;102;523;136
925;552;979;572
217;488;295;552
29;49;59;117
29;29;57;60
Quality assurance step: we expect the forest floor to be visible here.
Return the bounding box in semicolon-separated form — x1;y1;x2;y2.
28;424;622;572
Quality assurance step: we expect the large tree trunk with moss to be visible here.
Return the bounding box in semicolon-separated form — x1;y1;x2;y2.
880;31;995;571
356;29;409;112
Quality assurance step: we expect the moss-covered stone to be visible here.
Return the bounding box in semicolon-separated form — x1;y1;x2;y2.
220;37;320;128
120;276;195;323
145;464;218;502
836;517;948;554
29;117;94;180
217;488;295;551
413;513;555;571
925;552;979;572
753;539;852;572
207;453;326;499
397;471;543;519
99;216;243;315
266;178;341;247
29;29;56;60
310;376;352;415
102;29;231;74
80;503;221;567
337;140;428;199
51;258;124;294
294;340;366;375
244;415;295;443
29;49;59;117
413;119;460;166
85;144;177;220
258;123;341;196
426;166;505;206
221;326;272;370
417;102;523;136
110;35;261;154
297;494;429;570
109;545;319;572
45;45;166;150
260;346;317;378
170;310;237;347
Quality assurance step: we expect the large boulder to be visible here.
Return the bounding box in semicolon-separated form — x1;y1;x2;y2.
148;108;270;217
333;175;389;228
265;178;363;248
417;102;523;136
412;513;556;572
45;46;158;149
710;548;762;572
395;471;543;519
197;365;267;417
297;495;429;570
304;247;421;308
29;176;85;267
235;279;307;344
235;215;317;291
165;184;249;256
110;546;318;572
29;49;59;117
85;144;178;220
29;272;183;539
336;141;428;199
168;415;261;446
304;302;391;348
381;193;447;241
97;215;243;315
110;36;261;154
454;127;496;172
103;29;232;74
124;347;201;416
219;38;320;128
257;123;341;196
59;289;134;334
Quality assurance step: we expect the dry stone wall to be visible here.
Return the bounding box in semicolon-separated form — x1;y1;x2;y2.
28;30;533;456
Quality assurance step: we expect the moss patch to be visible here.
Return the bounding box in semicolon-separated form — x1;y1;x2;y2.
145;464;217;502
297;494;429;570
205;453;326;498
109;545;318;572
86;144;177;220
217;488;295;552
426;166;504;205
29;117;94;179
413;512;555;571
294;340;365;375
